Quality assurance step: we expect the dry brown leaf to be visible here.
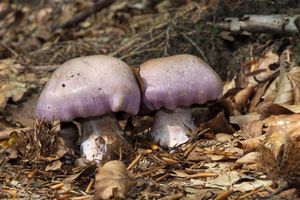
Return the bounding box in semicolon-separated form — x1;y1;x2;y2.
215;133;233;142
233;114;300;139
187;149;208;161
233;86;254;113
0;127;30;140
258;127;300;186
262;127;292;167
236;152;261;164
6;95;38;127
229;112;261;128
288;66;300;104
248;81;270;112
204;112;235;134
274;70;293;105
261;67;300;112
222;77;236;95
95;160;136;200
238;136;265;153
45;160;62;171
247;51;279;85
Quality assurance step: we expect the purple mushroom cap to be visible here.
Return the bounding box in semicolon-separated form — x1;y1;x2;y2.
36;55;141;121
139;54;223;111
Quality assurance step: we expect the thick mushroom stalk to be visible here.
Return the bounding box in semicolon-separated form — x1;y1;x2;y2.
139;54;223;148
80;113;128;162
35;55;140;162
151;107;195;147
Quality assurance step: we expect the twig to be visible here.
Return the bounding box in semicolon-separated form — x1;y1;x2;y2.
215;15;300;36
85;179;94;194
120;48;161;60
127;154;142;170
54;0;115;30
181;33;208;62
0;42;19;57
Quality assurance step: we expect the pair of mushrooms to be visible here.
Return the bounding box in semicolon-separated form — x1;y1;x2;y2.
35;54;223;162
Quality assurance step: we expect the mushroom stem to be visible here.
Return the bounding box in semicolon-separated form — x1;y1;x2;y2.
150;107;196;147
80;113;128;162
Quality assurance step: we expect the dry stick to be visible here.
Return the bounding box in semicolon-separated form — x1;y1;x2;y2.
120;48;161;60
181;33;208;63
71;195;94;200
239;187;264;199
184;141;198;158
110;37;142;57
136;166;162;178
215;190;233;200
0;42;19;57
127;154;142;170
55;0;115;29
164;24;171;56
50;182;64;190
156;173;169;182
216;15;300;36
85;179;94;194
111;10;184;58
161;193;184;200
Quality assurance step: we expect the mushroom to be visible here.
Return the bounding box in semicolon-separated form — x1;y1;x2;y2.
138;54;223;147
36;55;140;162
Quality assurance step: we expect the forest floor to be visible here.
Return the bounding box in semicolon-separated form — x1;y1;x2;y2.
1;0;300;199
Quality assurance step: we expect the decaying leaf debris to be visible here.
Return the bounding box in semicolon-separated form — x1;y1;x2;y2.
1;1;300;199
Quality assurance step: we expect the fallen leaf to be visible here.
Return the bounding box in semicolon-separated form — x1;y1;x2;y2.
233;86;254;113
229;112;261;128
45;160;62;171
274;69;293;105
204;112;235;134
248;51;279;86
191;170;273;192
95;160;136;200
215;133;233;142
238;136;265;153
6;95;38;127
236;152;261;165
287;66;300;104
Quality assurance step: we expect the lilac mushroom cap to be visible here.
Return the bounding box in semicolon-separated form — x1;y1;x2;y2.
36;55;140;121
35;55;141;161
140;54;223;111
139;54;223;147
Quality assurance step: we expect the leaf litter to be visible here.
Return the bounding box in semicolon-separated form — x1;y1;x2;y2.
1;1;300;199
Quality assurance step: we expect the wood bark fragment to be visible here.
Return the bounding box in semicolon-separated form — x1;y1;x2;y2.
216;15;300;36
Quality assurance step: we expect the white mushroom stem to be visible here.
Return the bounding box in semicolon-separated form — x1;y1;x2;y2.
80;113;127;162
150;107;196;147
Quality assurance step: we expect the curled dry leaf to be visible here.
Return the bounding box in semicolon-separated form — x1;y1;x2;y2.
229;112;261;128
262;127;292;169
248;81;270;112
259;127;300;187
204;112;235;134
45;160;62;171
274;69;293;105
95;160;136;200
238;136;265;153
258;66;300;116
233;86;254;113
232;114;300;139
236;152;261;165
247;51;279;86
